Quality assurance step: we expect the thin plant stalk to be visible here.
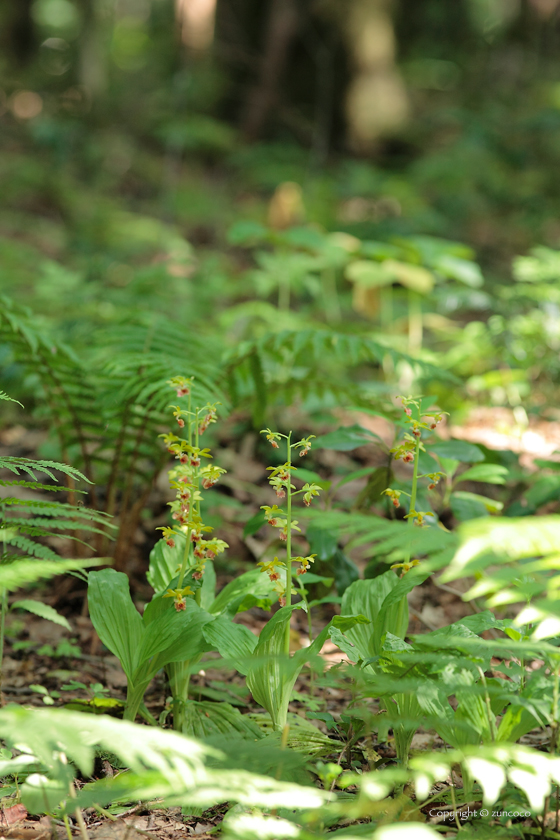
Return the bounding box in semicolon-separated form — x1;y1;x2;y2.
323;268;341;323
177;526;192;591
408;435;421;517
380;285;393;332
449;781;462;832
542;659;560;835
380;286;395;379
284;432;293;656
404;431;422;565
297;577;315;695
408;289;423;355
62;815;73;840
177;407;199;591
0;588;6;707
0;527;6;706
278;273;290;311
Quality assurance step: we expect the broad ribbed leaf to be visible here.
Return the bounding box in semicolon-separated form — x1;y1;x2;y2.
341;571;408;659
88;569;143;680
246;608;295;730
202;615;257;673
182;701;263;739
247;610;370;731
149;602;214;671
209;569;277;616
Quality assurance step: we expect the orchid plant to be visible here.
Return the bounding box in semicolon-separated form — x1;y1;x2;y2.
258;428;321;654
87;377;230;729
383;395;447;574
158;376;228;608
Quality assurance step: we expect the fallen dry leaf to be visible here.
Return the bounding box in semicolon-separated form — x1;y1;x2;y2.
0;805;28;827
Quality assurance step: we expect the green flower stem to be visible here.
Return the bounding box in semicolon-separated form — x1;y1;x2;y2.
543;659;560;832
404;429;422;567
408;289;423;355
297;579;316;694
0;528;5;706
177;526;192;590
323;267;340;323
279;273;290;311
409;435;421;518
177;409;199;591
188;391;192;447
380;285;393;332
63;815;73;840
285;432;293;656
195;409;200;518
551;658;560;755
194;408;202;603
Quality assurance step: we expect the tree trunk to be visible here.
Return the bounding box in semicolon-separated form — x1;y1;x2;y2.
3;0;36;67
343;0;409;152
240;0;300;140
76;0;108;99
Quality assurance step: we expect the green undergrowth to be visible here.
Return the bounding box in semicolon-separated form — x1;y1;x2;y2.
1;378;560;839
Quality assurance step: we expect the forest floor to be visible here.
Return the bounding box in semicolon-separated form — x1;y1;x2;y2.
2;405;560;838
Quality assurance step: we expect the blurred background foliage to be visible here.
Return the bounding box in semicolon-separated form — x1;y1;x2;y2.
1;0;560;420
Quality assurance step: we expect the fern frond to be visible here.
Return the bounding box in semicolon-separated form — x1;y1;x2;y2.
0;500;113;524
438;515;560;641
0;558;99;590
0;390;23;407
0;456;90;483
0;480;86;494
225;327;459;414
2;535;61;560
4;519;110;538
301;509;456;570
446;516;560;578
